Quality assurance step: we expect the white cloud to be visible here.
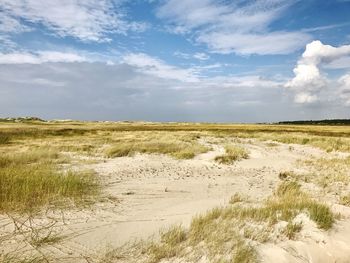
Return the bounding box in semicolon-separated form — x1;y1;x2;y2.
1;50;349;121
205;75;283;89
302;40;350;64
122;53;284;93
193;52;210;60
0;62;301;122
339;74;350;106
198;31;310;55
157;0;311;55
0;51;87;64
0;13;30;34
0;34;17;50
173;51;192;59
0;0;147;42
174;51;210;60
325;56;350;69
286;40;350;105
123;53;200;82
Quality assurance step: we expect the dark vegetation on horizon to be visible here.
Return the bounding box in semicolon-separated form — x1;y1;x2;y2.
277;119;350;125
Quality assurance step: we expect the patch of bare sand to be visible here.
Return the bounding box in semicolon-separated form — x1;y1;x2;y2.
2;139;350;262
259;207;350;263
56;140;325;257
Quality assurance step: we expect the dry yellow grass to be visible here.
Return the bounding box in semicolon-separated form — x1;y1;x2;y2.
105;131;208;159
282;221;303;240
102;181;334;263
0;120;345;262
215;145;249;164
105;140;205;159
0;148;99;213
297;156;350;195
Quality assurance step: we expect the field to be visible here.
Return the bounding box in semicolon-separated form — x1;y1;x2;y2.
1;120;350;262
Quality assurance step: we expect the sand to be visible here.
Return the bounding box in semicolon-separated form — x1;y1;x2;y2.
1;138;350;262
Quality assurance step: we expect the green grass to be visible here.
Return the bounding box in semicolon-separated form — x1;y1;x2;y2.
0;149;99;213
215;145;249;164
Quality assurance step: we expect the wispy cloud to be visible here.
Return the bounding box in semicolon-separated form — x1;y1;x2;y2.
0;13;30;34
123;53;200;82
0;0;147;42
301;22;350;33
193;52;210;60
173;51;210;60
0;51;87;64
157;0;311;55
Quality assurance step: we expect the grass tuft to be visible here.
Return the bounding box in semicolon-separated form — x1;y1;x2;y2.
215;145;249;164
148;225;187;263
101;182;335;263
308;203;334;230
0;133;10;144
275;181;302;197
340;195;350;206
105;132;208;159
0;149;99;213
283;221;302;240
229;193;245;204
232;242;257;263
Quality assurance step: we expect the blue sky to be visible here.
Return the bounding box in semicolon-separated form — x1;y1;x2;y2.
0;0;350;122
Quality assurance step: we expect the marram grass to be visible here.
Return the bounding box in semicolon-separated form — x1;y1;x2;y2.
0;149;99;213
215;145;249;164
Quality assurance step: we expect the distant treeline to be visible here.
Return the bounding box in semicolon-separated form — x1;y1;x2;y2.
0;117;45;123
277;119;350;125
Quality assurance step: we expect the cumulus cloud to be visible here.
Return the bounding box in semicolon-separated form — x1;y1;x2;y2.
286;40;350;105
157;0;311;55
325;57;350;69
302;40;350;64
0;51;87;64
0;0;147;42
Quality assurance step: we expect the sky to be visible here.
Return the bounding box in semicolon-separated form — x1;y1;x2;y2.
0;0;350;122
